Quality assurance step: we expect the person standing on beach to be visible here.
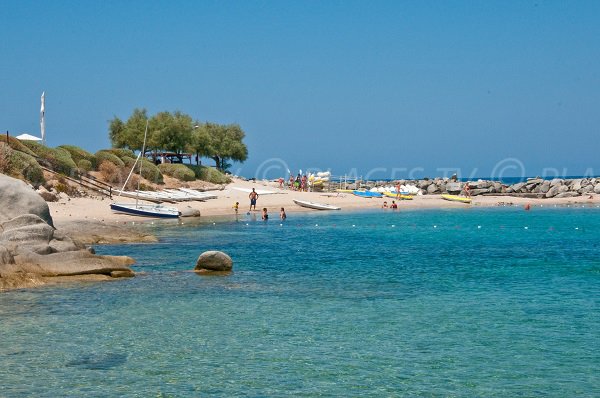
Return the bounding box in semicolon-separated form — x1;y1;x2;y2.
280;207;287;220
463;182;471;198
249;188;259;211
395;182;401;199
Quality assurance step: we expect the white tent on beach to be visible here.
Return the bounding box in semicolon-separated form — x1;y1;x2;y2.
15;133;42;141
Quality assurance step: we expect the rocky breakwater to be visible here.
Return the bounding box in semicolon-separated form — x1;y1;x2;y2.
387;177;600;198
0;173;135;291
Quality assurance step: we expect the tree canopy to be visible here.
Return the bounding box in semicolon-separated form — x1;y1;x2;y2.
108;109;248;171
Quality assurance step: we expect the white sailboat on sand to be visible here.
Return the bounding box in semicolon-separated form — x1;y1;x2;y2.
110;122;181;218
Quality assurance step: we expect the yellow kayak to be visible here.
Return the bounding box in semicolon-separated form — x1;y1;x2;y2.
441;194;472;204
336;189;354;193
382;191;413;200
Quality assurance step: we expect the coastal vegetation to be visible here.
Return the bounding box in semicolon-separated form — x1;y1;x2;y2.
108;108;248;172
0;138;230;192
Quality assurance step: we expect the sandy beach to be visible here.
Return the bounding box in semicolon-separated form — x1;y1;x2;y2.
48;177;600;233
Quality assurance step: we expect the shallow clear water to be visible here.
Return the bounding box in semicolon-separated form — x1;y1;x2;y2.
1;208;599;397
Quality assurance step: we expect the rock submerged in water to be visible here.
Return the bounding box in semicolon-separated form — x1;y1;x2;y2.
195;251;233;273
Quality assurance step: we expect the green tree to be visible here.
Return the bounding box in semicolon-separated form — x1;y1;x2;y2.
188;122;213;163
108;108;149;151
207;123;248;171
149;111;193;153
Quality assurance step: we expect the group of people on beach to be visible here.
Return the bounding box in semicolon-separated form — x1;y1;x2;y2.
278;174;308;191
233;188;287;221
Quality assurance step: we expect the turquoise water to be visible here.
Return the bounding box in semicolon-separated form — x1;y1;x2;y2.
1;208;599;397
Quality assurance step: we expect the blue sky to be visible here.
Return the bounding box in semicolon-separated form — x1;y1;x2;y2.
2;0;599;179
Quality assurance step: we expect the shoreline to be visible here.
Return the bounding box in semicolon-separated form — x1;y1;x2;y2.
46;177;600;242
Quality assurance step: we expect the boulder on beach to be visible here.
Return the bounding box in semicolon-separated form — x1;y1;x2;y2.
0;173;136;291
445;182;462;194
0;174;53;227
195;251;233;272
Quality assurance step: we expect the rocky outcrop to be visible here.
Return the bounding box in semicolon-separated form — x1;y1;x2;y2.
0;173;135;291
0;174;53;227
376;176;600;198
195;251;233;273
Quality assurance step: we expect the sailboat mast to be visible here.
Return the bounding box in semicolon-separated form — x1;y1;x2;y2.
136;121;149;208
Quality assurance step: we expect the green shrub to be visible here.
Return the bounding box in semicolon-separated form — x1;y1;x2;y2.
21;141;77;176
9;150;45;185
138;158;163;184
106;148;135;161
121;156;137;168
58;145;97;167
98;161;122;184
187;165;231;184
0;136;38;157
77;159;93;172
158;163;196;182
95;150;125;168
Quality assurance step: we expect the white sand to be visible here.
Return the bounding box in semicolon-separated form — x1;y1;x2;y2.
48;178;600;228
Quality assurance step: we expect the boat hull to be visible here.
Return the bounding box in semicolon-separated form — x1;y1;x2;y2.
441;194;472;204
382;191;413;200
293;199;340;210
353;190;383;198
110;203;180;218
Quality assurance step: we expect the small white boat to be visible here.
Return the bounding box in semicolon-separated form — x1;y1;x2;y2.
110;122;180;218
293;199;340;211
110;203;180;218
178;188;218;200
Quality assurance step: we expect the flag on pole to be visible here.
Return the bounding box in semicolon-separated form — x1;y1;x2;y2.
40;91;45;144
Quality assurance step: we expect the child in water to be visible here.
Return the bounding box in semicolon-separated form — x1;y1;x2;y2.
233;201;239;214
280;207;287;220
262;208;269;220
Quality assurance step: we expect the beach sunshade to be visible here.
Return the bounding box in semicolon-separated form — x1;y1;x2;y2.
15;133;42;141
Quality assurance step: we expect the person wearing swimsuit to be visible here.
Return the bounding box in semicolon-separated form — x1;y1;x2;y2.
249;188;259;211
262;207;269;220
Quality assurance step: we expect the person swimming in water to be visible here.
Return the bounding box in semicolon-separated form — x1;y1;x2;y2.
262;207;269;220
390;200;398;209
280;207;287;220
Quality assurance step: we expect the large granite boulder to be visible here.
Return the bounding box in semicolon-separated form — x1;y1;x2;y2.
540;180;551;194
0;173;136;290
445;182;462;194
0;174;53;227
554;192;580;198
195;251;233;272
511;182;526;192
545;185;560;198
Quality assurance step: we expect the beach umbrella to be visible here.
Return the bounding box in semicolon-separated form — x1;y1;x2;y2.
15;133;42;141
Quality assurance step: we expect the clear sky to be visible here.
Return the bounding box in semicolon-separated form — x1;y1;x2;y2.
2;0;599;179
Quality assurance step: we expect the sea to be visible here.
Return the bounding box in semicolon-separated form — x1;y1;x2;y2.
1;207;599;397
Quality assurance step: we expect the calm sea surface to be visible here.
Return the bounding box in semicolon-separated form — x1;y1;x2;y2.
1;208;599;397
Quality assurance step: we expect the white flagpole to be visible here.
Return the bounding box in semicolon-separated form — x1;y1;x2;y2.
40;91;46;145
